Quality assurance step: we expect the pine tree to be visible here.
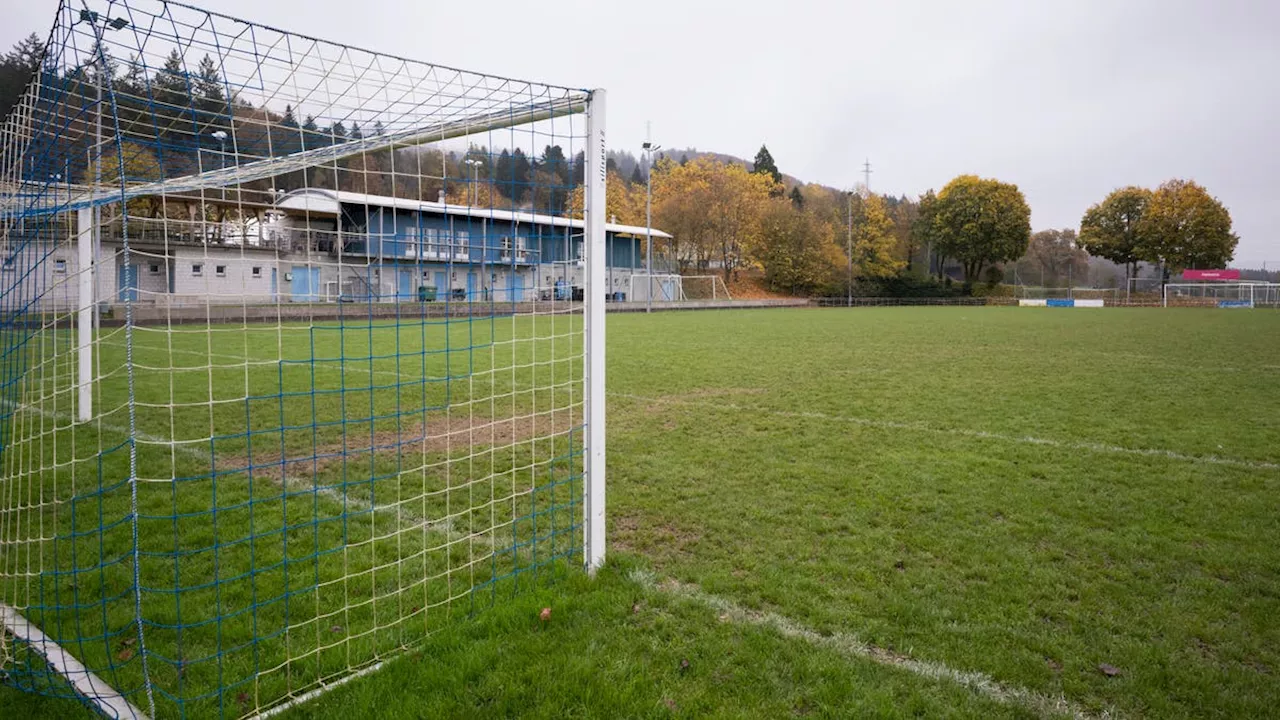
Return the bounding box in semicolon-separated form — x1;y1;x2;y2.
752;144;782;185
789;185;805;209
629;165;645;185
195;54;225;112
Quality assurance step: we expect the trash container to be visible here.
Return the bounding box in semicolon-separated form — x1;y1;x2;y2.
418;285;436;302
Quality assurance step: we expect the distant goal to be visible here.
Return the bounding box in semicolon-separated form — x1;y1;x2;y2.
628;273;732;302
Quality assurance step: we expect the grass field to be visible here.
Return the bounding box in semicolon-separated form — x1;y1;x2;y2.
3;306;1279;719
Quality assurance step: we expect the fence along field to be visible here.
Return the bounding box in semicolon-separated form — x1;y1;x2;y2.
0;0;607;717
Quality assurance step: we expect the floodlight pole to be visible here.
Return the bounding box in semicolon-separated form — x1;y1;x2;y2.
643;124;659;314
76;11;129;423
846;190;853;308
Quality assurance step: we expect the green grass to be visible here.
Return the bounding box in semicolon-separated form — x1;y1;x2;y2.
4;306;1279;718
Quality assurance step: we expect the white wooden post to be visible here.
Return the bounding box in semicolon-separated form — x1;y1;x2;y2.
77;207;93;423
583;89;607;575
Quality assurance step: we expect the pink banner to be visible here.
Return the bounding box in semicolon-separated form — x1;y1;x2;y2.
1182;269;1240;281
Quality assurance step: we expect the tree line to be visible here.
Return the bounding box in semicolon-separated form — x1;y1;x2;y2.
0;32;1241;288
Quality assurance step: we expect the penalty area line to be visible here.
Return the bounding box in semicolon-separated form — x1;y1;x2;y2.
610;392;1280;472
630;570;1111;720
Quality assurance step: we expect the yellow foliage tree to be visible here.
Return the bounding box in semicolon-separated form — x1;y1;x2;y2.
565;170;644;225
652;157;775;279
850;193;904;279
652;157;714;272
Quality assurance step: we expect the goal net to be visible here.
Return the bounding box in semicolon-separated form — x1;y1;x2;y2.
1163;282;1280;308
0;1;608;717
679;275;732;301
1016;286;1117;303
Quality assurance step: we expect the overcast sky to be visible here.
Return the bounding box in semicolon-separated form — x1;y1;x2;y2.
5;0;1277;266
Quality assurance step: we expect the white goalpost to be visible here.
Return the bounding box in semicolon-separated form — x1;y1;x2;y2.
0;1;607;717
626;273;732;303
1162;282;1280;308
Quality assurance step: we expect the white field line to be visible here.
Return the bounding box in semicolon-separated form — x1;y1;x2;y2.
630;569;1111;720
611;393;1280;473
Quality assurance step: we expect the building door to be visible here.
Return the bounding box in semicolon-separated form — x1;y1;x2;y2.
270;267;277;299
291;266;307;301
398;269;413;300
466;272;476;301
511;271;523;302
291;266;321;302
434;271;446;298
116;262;138;302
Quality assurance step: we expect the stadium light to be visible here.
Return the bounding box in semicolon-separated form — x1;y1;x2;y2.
643;123;660;313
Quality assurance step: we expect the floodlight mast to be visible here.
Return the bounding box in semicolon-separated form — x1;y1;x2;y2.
643;122;660;313
75;9;130;424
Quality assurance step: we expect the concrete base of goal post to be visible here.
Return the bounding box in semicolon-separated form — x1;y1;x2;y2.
77;207;93;423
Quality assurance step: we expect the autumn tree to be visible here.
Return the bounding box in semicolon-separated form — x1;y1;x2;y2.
1138;179;1237;272
1078;186;1151;283
1021;228;1088;287
652;157;715;272
890;200;921;272
755;200;840;295
705;159;776;281
912;190;940;276
850;194;904;279
565;169;643;225
930;175;1031;282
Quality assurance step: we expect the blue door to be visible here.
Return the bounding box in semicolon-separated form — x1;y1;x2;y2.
511;272;523;302
116;262;137;302
434;272;446;300
270;267;277;299
466;272;476;301
398;269;413;300
291;266;321;302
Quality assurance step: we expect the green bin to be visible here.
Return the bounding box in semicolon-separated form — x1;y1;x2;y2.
418;285;437;302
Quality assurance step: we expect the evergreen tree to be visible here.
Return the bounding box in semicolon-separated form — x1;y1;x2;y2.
152;49;189;111
194;54;225;114
372;120;385;136
752;144;782;185
281;104;298;127
329;121;347;140
789;185;805;209
629;165;645;185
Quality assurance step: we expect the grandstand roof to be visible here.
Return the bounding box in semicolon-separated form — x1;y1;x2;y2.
276;188;673;239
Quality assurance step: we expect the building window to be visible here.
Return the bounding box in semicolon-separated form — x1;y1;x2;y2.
216;265;227;277
53;259;67;273
455;229;469;254
192;263;203;276
148;263;161;275
251;266;262;278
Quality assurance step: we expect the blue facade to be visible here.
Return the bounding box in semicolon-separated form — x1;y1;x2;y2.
338;203;644;269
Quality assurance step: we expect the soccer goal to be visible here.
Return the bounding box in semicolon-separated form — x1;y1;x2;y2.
1163;282;1280;308
679;275;733;301
627;273;682;302
626;273;732;303
1016;286;1117;303
0;1;607;717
